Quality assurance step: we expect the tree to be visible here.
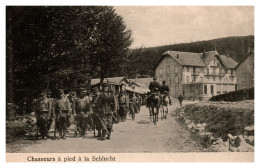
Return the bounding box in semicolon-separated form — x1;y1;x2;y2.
6;6;132;110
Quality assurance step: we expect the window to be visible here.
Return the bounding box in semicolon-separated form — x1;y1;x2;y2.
192;76;196;82
229;85;235;92
204;85;207;94
166;66;170;76
223;84;228;93
175;66;178;73
167;77;171;86
175;75;179;84
159;68;163;77
216;84;221;94
210;85;214;95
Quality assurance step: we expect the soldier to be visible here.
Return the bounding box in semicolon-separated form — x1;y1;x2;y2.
118;90;128;122
113;90;120;124
35;90;52;140
74;88;91;137
136;93;142;113
160;80;172;105
91;87;102;137
45;89;55;135
96;83;115;140
129;92;137;121
67;90;77;115
149;76;161;93
54;88;71;139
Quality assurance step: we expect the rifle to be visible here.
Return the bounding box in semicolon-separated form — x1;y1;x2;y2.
95;113;109;133
53;118;56;139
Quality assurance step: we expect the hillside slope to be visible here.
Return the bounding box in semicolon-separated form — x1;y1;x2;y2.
124;35;254;78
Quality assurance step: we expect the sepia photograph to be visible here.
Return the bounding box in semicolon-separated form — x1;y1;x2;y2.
5;6;254;162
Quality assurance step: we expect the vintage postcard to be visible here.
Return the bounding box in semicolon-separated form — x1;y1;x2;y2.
5;6;254;162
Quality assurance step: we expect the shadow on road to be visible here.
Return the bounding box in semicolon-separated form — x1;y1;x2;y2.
136;120;150;125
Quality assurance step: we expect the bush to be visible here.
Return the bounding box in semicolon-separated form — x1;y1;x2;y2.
181;104;254;140
210;87;254;102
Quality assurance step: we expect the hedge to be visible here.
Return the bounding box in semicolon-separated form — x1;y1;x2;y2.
210;87;254;102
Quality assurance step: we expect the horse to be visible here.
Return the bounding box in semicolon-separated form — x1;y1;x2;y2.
147;93;161;125
160;92;170;120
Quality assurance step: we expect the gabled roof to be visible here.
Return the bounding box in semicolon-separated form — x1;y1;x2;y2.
218;55;238;69
128;78;153;87
91;77;128;86
235;51;254;69
163;51;206;67
203;50;219;65
155;50;237;69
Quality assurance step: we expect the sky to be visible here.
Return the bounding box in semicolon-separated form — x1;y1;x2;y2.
115;6;254;49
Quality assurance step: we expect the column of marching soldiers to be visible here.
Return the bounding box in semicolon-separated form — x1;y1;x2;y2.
32;83;143;141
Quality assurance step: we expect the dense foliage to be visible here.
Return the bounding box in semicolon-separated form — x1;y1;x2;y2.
7;6;132;101
180;104;254;141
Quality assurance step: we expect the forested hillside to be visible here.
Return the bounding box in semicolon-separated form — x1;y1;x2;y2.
124;35;254;78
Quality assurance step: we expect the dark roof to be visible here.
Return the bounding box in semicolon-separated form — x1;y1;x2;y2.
155;50;237;69
128;78;153;87
219;55;238;69
235;51;254;69
91;77;127;86
164;51;206;67
203;50;219;65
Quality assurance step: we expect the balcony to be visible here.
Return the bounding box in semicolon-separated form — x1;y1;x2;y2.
204;73;224;77
191;72;200;76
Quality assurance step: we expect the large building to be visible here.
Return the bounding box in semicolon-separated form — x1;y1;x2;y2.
236;50;254;90
155;50;238;99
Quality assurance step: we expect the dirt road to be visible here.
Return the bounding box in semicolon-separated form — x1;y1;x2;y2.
7;100;205;153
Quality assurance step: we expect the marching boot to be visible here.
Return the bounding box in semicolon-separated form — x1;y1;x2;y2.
106;129;111;140
97;129;101;137
58;131;62;139
98;131;106;141
62;130;67;139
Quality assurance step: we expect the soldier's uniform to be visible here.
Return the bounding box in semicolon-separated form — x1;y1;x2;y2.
160;81;172;105
113;91;120;124
46;89;55;134
136;94;142;113
96;83;115;140
129;94;137;120
54;89;71;139
35;91;52;140
118;91;128;122
149;76;161;93
91;87;102;137
74;89;90;137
